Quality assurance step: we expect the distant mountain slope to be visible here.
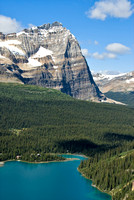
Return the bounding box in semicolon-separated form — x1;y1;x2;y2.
93;71;134;106
105;91;134;107
0;22;104;101
93;71;134;93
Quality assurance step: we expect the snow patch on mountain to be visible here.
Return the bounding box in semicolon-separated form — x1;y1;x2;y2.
126;78;134;83
2;40;21;45
93;70;134;93
0;54;6;59
53;66;58;69
17;31;27;36
0;40;25;56
93;72;127;81
40;29;48;37
32;46;53;58
28;57;42;67
31;26;37;30
48;26;62;33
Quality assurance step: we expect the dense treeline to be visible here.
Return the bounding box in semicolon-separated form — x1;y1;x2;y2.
79;149;134;200
105;91;134;108
0;83;134;199
21;153;65;162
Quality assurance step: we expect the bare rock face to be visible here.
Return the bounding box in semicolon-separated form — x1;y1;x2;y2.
0;22;105;101
93;71;134;93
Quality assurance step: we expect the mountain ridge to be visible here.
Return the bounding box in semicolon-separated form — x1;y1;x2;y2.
93;71;134;93
0;22;105;102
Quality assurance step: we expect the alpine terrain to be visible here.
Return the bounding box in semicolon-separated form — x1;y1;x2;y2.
0;22;105;101
93;71;134;107
93;71;134;93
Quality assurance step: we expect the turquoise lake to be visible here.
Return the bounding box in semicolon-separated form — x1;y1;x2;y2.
0;155;111;200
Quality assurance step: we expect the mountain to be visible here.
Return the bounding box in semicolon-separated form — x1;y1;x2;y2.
0;22;105;101
93;71;134;106
93;71;134;93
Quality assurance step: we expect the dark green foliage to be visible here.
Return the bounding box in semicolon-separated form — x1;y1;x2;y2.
126;191;134;200
105;91;134;107
79;148;134;200
0;83;134;158
0;83;134;199
21;153;65;162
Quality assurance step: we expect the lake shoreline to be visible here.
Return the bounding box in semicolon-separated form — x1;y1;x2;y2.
0;153;85;166
1;153;111;199
77;168;112;199
0;157;80;166
1;154;112;200
0;153;89;166
0;154;111;200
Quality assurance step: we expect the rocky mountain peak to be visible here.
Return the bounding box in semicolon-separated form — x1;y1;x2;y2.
0;22;105;101
23;22;63;33
37;21;63;29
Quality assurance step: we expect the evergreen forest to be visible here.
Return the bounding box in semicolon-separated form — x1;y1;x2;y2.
0;83;134;199
105;91;134;108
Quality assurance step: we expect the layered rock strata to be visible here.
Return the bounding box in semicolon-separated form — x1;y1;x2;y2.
0;22;105;101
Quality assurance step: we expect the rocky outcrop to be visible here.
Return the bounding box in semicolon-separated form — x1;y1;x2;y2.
0;22;105;101
93;71;134;93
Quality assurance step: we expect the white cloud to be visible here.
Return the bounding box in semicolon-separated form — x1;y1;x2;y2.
86;0;134;20
94;40;99;45
81;49;91;57
28;24;36;29
106;43;130;54
92;52;117;60
106;52;117;59
92;42;130;60
0;15;23;34
93;52;104;60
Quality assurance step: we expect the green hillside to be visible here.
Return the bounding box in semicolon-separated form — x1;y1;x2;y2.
105;91;134;108
79;149;134;200
0;83;134;199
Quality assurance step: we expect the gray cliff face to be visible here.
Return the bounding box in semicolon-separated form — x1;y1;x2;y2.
0;22;105;101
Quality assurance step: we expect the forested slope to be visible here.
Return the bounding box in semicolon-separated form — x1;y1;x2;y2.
105;91;134;108
79;149;134;200
0;83;134;199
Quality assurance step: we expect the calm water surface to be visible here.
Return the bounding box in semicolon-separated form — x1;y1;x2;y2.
0;155;111;200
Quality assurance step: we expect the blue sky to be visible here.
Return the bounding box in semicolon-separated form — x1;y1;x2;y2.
0;0;134;73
